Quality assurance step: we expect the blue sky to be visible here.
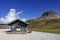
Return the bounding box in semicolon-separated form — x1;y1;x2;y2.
0;0;60;20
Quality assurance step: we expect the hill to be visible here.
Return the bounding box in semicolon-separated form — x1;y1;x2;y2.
27;11;60;34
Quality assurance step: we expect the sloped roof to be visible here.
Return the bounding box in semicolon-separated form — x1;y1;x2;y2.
8;19;29;25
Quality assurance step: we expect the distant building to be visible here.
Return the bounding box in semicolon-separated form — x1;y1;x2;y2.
0;24;9;29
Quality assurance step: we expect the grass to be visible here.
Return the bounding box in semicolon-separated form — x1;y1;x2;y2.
28;28;60;34
27;19;60;34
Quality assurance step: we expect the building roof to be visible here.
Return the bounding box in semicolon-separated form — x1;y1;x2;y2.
8;19;29;25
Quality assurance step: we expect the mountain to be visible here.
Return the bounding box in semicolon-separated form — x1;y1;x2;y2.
40;11;60;20
27;11;60;29
41;11;58;17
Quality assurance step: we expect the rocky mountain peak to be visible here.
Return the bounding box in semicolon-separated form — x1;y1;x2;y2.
40;11;60;20
42;11;57;17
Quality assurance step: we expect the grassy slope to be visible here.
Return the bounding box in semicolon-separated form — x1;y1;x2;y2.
27;19;60;34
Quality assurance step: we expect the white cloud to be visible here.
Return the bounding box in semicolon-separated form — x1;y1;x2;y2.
20;18;27;21
0;9;27;24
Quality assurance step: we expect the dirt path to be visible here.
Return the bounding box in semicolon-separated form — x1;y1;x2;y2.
0;29;60;40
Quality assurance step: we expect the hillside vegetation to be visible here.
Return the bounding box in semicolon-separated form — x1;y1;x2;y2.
27;11;60;34
28;19;60;29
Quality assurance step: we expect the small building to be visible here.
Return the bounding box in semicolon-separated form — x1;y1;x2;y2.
8;19;29;33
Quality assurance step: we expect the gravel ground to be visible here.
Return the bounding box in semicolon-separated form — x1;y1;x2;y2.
0;29;60;40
